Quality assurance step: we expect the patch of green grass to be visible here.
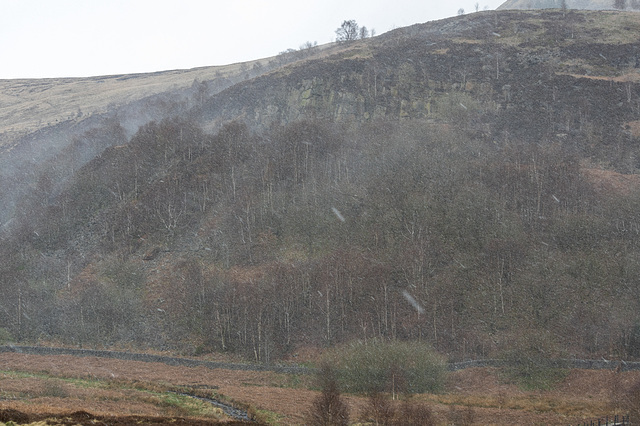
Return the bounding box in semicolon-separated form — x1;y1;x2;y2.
148;391;221;417
250;407;286;425
498;363;570;391
1;370;106;390
571;11;640;45
1;370;40;379
514;368;570;391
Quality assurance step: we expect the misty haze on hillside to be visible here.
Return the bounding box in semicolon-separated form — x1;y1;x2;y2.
1;5;640;424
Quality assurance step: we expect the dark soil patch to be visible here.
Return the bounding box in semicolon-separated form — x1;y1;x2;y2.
0;408;254;425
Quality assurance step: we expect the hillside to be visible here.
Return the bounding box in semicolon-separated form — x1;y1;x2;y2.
0;47;340;145
498;0;640;10
1;9;640;367
0;64;242;225
0;47;333;223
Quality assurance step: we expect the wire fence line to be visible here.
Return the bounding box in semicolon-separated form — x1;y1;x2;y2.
0;345;310;374
2;345;640;375
577;414;630;426
447;358;640;372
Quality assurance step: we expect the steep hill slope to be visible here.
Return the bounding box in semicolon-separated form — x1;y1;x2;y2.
498;0;640;10
0;64;241;225
1;10;640;364
195;9;640;168
0;48;333;224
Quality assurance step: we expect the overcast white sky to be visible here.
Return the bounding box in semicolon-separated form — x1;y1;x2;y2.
0;0;506;79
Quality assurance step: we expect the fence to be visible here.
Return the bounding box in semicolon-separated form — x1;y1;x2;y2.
578;414;629;425
0;344;310;374
448;358;640;372
4;345;640;374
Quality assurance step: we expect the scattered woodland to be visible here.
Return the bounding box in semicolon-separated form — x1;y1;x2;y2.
1;9;640;369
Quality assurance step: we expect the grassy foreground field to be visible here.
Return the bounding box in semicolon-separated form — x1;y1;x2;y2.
0;352;635;425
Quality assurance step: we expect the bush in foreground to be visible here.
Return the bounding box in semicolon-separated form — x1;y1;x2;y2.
323;339;447;396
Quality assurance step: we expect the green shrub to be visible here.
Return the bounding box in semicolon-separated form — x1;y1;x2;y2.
323;339;446;395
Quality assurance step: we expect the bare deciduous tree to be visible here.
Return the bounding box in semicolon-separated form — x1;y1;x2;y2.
307;364;350;426
335;20;359;43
